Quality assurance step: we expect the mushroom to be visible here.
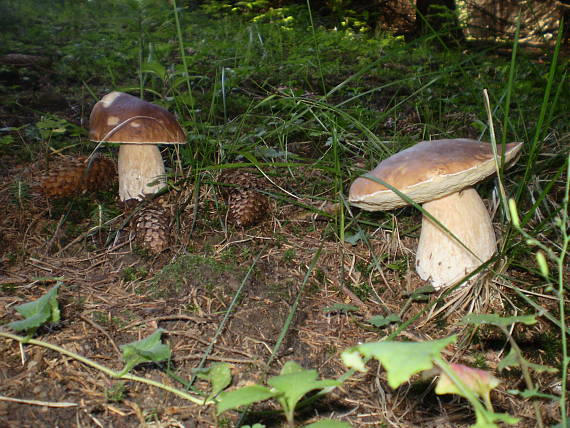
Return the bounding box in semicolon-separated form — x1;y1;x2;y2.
89;91;186;201
349;138;523;289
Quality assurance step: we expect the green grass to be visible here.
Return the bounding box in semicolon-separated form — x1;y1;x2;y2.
1;0;569;426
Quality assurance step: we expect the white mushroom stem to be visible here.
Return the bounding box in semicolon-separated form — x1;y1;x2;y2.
118;144;166;201
415;188;497;289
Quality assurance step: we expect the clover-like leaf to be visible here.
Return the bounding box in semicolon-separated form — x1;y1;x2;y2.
216;385;277;415
462;314;537;327
342;336;456;388
8;284;61;334
120;329;171;374
193;363;232;400
436;363;500;404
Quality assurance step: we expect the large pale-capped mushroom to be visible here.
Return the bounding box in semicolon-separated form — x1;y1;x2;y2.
349;138;523;289
89;91;186;201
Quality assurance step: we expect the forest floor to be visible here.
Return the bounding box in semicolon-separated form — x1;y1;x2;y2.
1;2;569;428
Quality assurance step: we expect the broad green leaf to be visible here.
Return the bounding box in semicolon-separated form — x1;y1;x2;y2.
120;329;171;373
367;314;401;328
280;360;304;375
340;350;368;372
268;367;340;414
343;336;456;388
462;313;537;327
193;363;232;399
303;420;352;428
435;363;500;404
9;284;61;333
216;385;276;415
242;425;266;428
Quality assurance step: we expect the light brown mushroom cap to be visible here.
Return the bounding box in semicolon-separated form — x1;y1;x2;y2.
89;91;186;145
349;139;523;211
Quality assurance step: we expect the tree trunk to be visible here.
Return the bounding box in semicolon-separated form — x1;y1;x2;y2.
415;0;464;42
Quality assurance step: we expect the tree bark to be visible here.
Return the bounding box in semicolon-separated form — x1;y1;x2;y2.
415;0;464;42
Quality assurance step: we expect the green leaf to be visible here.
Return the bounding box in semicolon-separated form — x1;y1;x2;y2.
323;303;359;314
367;314;401;328
242;425;266;428
193;363;232;399
120;329;171;373
303;420;352;428
472;408;519;427
462;313;537;327
342;336;456;388
340;350;368;372
141;61;166;80
9;284;61;333
497;349;558;373
216;385;276;415
435;363;500;404
344;230;366;246
267;363;340;416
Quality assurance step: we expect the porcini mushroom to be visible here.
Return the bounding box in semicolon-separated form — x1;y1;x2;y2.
349;138;523;289
89;91;186;201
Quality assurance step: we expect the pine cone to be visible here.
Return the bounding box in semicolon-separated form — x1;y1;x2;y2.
219;169;269;227
37;155;116;199
132;204;170;254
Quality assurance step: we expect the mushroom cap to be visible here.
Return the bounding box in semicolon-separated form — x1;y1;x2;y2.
349;139;523;211
89;91;186;145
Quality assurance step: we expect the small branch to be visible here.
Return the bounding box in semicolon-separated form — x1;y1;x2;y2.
0;331;211;406
0;395;77;408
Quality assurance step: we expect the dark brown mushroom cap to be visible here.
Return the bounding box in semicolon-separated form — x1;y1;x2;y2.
349;138;523;211
89;92;186;144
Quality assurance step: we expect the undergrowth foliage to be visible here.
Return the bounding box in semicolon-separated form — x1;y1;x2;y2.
0;285;539;428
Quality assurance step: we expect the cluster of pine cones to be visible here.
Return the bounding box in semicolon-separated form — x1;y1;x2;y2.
37;155;116;199
36;156;271;254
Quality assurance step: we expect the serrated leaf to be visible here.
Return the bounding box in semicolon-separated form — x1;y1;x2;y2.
216;385;276;415
193;363;232;399
323;303;359;314
268;366;340;414
303;420;352;428
8;284;61;333
367;314;401;328
120;329;171;373
462;313;537;327
344;336;456;388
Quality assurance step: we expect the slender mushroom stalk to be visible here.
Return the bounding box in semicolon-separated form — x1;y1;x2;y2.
349;139;523;290
89;91;186;201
